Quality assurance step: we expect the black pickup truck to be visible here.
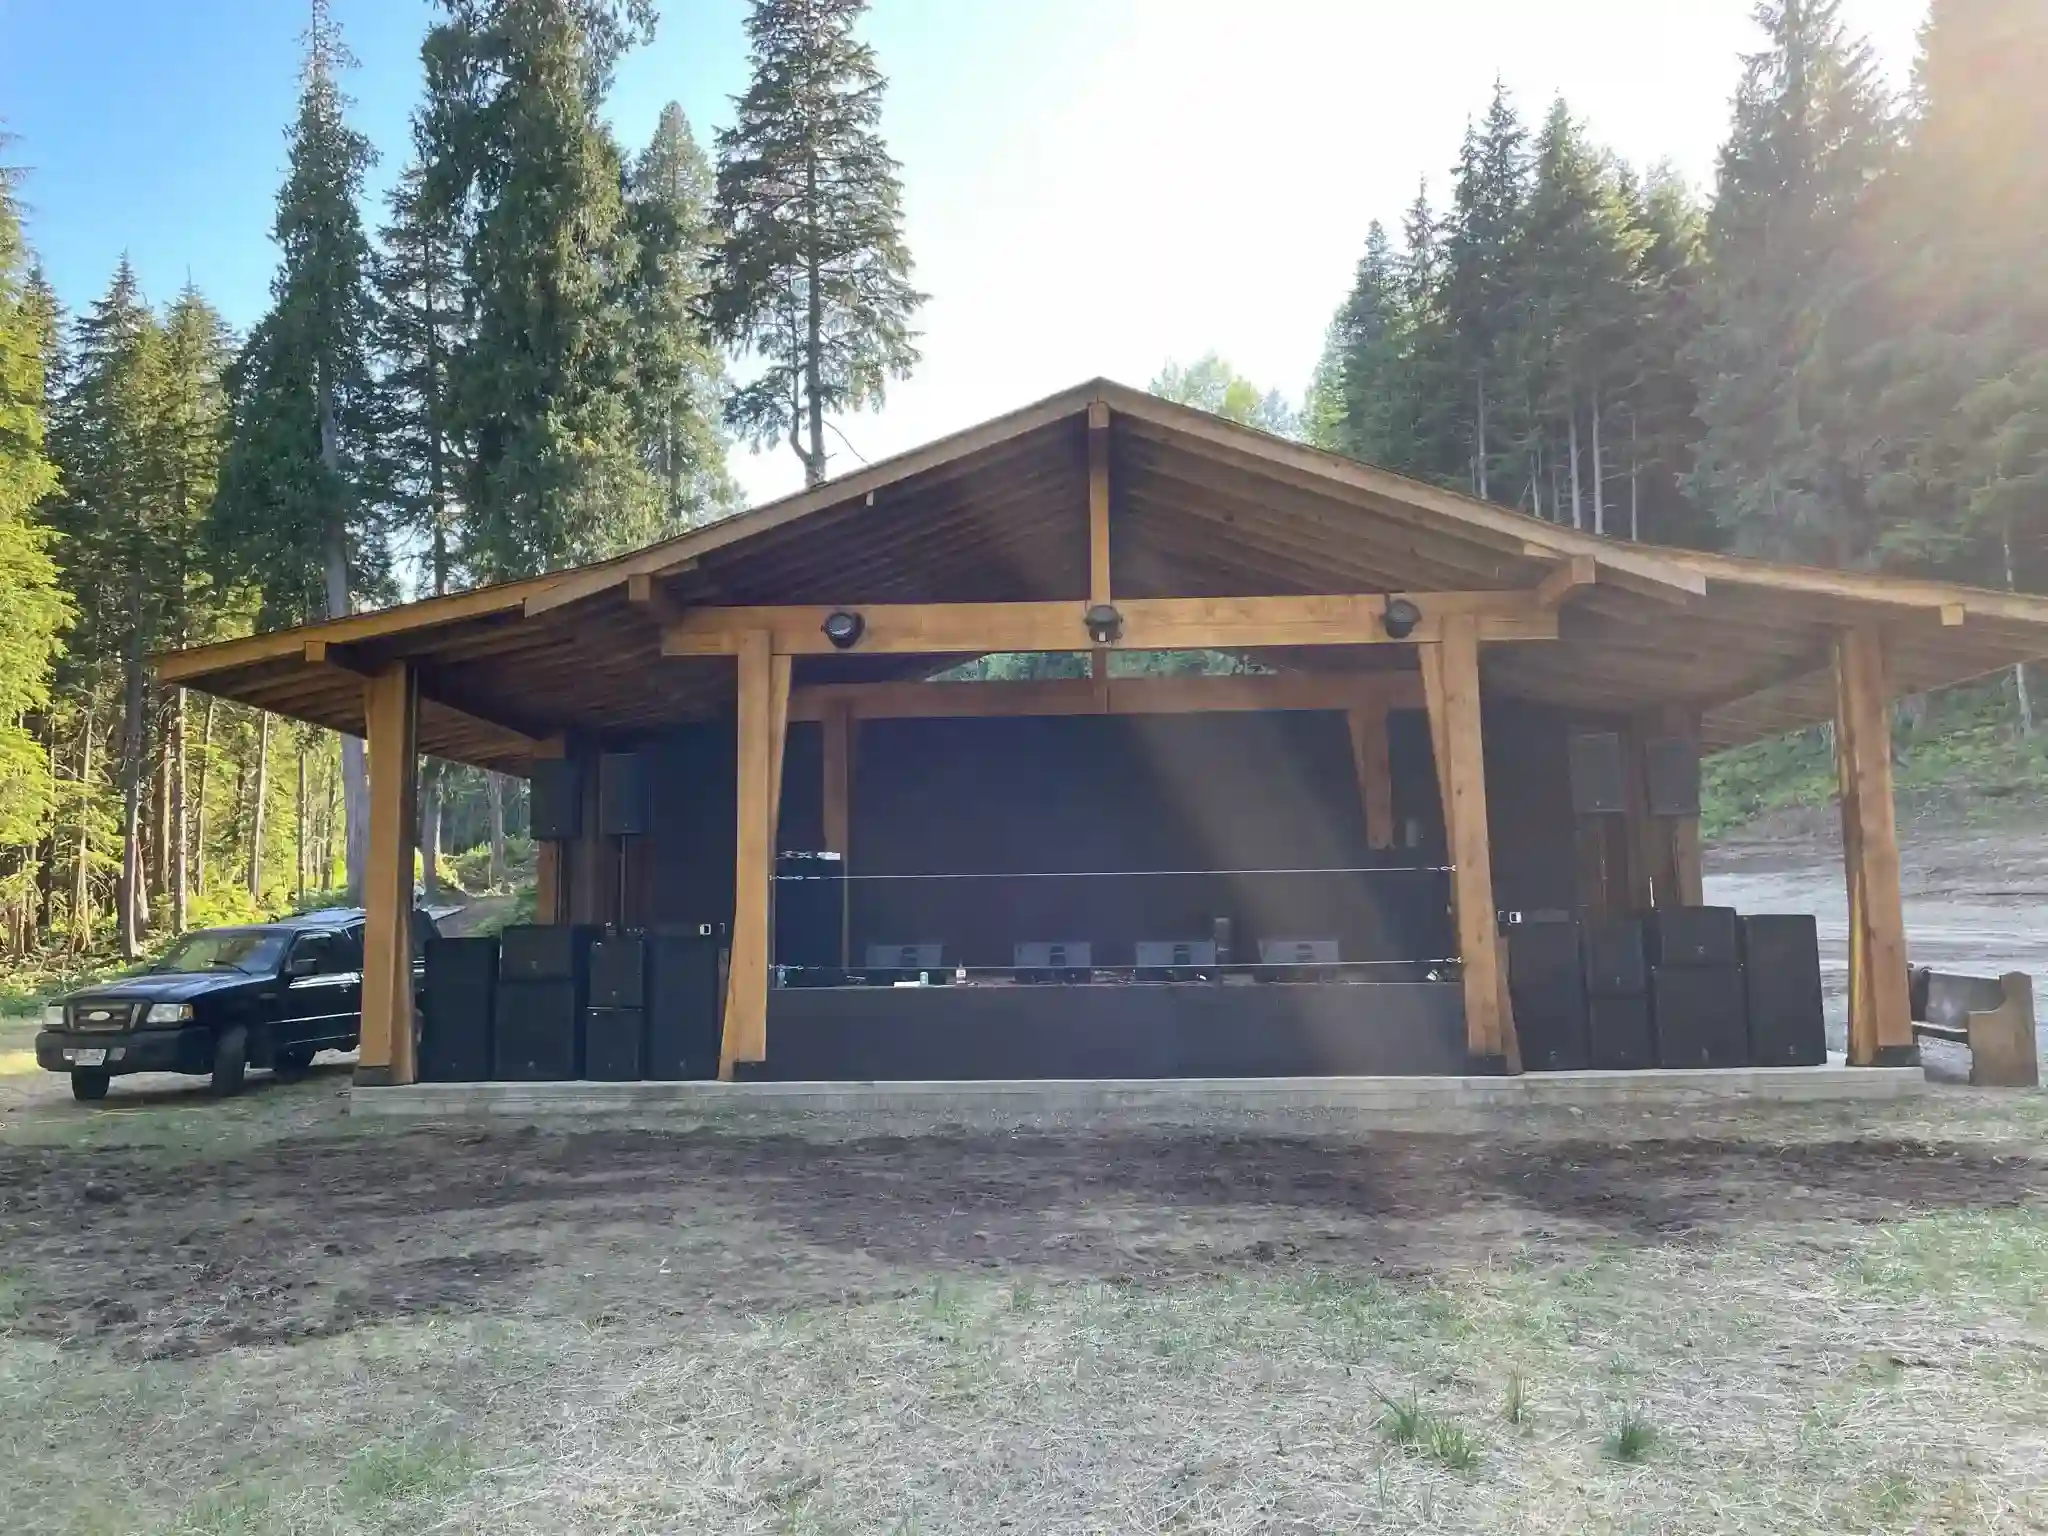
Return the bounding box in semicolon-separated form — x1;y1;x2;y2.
35;907;434;1102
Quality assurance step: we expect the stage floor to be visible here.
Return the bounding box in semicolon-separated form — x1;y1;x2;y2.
353;1063;1925;1122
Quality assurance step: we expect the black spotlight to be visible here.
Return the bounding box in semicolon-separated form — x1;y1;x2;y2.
821;609;865;650
1084;603;1124;645
1381;596;1422;640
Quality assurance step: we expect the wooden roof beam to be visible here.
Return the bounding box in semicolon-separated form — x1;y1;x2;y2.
1533;555;1597;609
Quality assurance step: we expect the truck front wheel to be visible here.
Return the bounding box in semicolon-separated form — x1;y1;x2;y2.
71;1069;110;1102
210;1026;248;1097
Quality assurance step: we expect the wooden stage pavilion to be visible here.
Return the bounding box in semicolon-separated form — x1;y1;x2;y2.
156;380;2048;1087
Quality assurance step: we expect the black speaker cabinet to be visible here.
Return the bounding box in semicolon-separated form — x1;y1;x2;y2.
1506;916;1580;985
1568;731;1627;816
588;932;648;1009
773;852;844;976
1644;735;1702;817
1508;917;1590;1072
647;929;724;1081
583;1007;645;1080
1581;917;1649;997
498;924;598;984
530;758;584;842
1588;992;1656;1070
420;935;497;1082
1651;965;1750;1069
599;752;648;837
493;980;582;1080
1647;906;1741;969
1741;914;1827;1067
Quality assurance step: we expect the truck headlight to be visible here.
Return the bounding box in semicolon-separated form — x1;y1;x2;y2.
143;1002;193;1024
42;1003;63;1027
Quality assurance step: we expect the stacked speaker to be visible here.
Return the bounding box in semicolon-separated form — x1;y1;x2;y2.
585;933;647;1080
1647;906;1748;1068
1506;915;1589;1070
1740;913;1827;1066
1581;916;1655;1070
494;924;596;1079
420;934;498;1082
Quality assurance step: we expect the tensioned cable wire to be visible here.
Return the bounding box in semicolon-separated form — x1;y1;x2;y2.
773;865;1455;880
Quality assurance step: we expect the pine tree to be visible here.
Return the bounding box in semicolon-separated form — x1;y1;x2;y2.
623;103;734;534
711;0;925;487
420;0;658;576
1442;81;1529;502
0;164;69;897
212;0;385;895
1689;0;1896;562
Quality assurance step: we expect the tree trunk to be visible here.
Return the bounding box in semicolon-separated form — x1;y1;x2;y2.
170;689;188;933
1591;390;1605;537
1567;399;1584;532
1473;367;1488;502
487;771;506;889
803;158;827;487
419;759;443;900
326;750;341;889
193;696;214;898
296;740;309;904
323;529;368;898
150;697;171;916
71;706;95;953
116;606;148;960
247;710;271;905
2004;520;2035;736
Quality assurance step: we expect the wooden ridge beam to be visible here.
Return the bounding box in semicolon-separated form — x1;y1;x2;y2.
785;670;1424;722
665;592;1557;658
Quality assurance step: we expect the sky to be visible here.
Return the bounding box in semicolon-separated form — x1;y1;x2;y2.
0;0;1927;508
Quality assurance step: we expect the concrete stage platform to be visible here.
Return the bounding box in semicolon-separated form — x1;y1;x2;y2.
352;1064;1926;1123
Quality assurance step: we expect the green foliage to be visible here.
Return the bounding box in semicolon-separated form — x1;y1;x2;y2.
1605;1404;1656;1463
710;0;925;486
1149;354;1298;437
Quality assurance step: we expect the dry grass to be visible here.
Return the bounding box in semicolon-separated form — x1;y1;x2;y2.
5;1085;2048;1532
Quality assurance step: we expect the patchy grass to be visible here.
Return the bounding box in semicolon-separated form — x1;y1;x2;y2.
3;1089;2048;1531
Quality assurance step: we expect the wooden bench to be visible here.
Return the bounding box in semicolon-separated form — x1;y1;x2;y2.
1912;970;2038;1087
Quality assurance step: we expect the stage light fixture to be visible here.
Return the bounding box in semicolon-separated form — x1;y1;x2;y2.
1084;603;1124;645
821;609;866;650
1381;597;1422;640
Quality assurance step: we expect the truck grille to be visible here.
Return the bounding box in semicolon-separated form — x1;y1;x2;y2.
67;1001;139;1032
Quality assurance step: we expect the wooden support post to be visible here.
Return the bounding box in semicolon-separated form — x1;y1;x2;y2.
1347;699;1394;850
531;735;567;923
356;662;418;1087
1088;400;1111;688
821;700;852;968
1658;705;1706;906
721;632;779;1078
1833;626;1916;1066
1620;719;1673;909
1425;619;1515;1071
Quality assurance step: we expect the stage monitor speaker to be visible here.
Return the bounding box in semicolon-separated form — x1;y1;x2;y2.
1647;906;1741;969
498;924;598;984
1506;915;1580;987
1136;939;1218;981
1741;914;1826;1067
530;758;583;842
420;935;497;1082
774;852;844;975
1588;992;1655;1070
588;932;648;1009
1568;732;1627;815
1581;917;1649;997
865;943;943;979
583;1007;645;1080
1651;965;1750;1068
493;980;581;1080
1644;736;1702;817
646;928;723;1080
598;752;648;836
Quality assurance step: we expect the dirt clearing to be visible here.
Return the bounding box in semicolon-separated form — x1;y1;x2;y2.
6;1072;2048;1533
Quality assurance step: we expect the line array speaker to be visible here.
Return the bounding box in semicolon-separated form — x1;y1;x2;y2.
420;935;497;1082
530;759;584;842
599;752;648;837
1568;732;1627;816
1741;914;1827;1067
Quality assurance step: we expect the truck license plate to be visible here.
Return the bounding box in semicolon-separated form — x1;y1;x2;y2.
70;1048;107;1067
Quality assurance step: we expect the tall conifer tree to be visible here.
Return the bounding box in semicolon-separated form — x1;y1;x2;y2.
711;0;924;487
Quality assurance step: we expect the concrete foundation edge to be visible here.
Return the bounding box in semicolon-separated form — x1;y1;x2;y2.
352;1066;1927;1121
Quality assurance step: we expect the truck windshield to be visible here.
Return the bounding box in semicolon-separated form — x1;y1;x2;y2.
152;929;287;975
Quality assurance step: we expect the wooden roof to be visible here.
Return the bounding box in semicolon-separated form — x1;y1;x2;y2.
157;378;2048;773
